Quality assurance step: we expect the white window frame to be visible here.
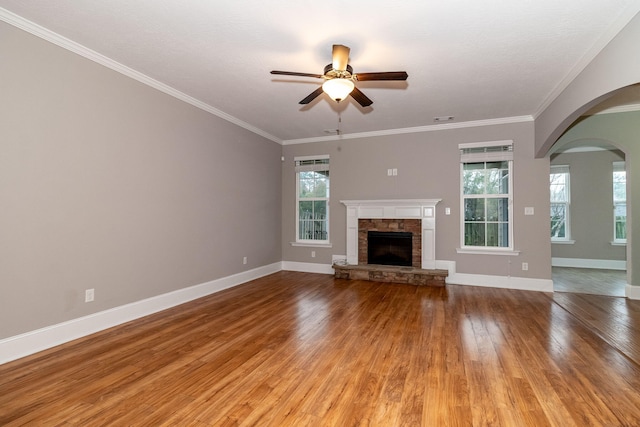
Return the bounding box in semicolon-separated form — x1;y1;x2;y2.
550;165;572;243
457;140;516;255
613;161;627;245
293;155;331;247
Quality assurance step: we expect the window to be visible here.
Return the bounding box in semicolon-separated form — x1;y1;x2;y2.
295;155;330;244
613;161;626;243
460;141;513;250
550;165;570;241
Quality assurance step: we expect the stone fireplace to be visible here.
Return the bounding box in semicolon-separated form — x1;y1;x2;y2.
341;199;440;269
359;219;422;267
335;199;447;286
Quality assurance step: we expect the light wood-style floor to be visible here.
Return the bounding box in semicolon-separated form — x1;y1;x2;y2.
2;271;640;426
552;267;627;297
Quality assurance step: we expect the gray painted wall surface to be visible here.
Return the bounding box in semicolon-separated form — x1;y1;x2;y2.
0;22;282;339
550;150;626;261
282;121;552;280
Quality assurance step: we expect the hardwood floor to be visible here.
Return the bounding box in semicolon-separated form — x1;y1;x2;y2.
552;267;627;297
2;271;640;426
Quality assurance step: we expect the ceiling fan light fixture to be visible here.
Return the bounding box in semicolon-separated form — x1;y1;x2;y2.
322;78;354;103
271;44;407;106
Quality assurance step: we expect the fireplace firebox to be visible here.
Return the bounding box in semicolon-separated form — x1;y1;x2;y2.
367;231;413;267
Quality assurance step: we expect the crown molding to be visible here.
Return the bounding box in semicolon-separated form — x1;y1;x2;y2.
0;8;531;149
7;4;632;148
282;115;534;145
0;8;283;145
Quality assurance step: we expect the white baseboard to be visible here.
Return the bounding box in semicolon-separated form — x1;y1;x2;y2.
435;260;456;272
0;262;282;365
627;285;640;300
552;257;626;270
281;261;334;275
446;272;554;292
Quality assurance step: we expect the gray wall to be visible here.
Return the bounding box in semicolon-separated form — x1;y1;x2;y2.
553;111;638;286
0;22;282;339
282;121;552;280
550;150;626;261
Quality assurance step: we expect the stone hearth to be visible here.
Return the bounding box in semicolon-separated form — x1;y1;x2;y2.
333;264;447;287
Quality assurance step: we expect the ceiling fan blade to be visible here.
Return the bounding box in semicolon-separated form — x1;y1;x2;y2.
332;44;350;71
350;87;373;107
299;87;325;104
355;71;408;81
271;70;324;79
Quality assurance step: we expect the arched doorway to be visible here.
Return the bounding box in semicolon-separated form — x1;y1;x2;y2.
547;87;637;297
549;138;628;296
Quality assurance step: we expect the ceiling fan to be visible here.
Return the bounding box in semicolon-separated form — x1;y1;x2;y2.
270;44;408;107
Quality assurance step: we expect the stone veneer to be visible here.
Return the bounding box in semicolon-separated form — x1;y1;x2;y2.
333;264;447;287
358;219;422;268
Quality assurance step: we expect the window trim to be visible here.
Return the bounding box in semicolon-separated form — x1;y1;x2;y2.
294;155;330;245
550;165;571;242
458;140;514;252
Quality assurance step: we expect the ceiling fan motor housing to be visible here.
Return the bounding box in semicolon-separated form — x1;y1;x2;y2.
324;63;353;78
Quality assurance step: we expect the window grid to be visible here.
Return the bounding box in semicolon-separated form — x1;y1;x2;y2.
459;141;513;251
550;166;570;241
295;157;330;243
613;162;626;243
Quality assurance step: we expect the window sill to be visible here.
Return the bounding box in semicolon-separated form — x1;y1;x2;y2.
456;248;521;256
290;241;333;248
611;241;627;246
552;239;575;245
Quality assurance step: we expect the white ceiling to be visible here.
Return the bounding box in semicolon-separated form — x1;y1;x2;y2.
1;1;639;144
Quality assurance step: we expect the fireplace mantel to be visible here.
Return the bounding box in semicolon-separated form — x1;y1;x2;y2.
341;199;441;269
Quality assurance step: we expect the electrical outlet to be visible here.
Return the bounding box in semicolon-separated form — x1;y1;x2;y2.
445;207;451;215
311;251;316;258
85;289;94;302
522;262;529;271
387;169;393;176
243;256;247;265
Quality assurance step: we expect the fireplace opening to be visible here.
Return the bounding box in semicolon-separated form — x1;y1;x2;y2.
367;231;413;267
